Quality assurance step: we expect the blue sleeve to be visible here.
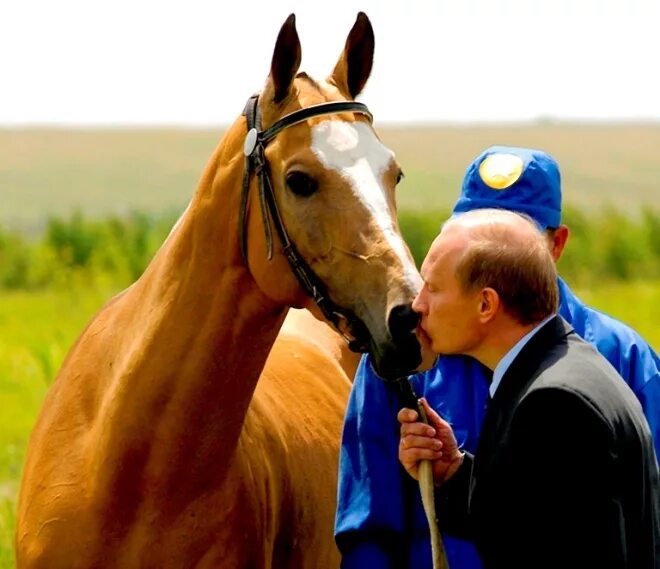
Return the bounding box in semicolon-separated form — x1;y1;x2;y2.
334;355;408;569
623;342;660;459
590;316;660;458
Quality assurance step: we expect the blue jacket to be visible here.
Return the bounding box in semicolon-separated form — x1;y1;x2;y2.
335;278;660;569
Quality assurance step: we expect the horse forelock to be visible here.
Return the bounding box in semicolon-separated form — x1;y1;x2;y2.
295;71;321;92
262;71;344;126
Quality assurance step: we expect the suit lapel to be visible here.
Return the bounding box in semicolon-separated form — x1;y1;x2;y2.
475;315;574;463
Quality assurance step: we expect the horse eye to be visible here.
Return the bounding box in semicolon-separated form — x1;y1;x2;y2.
286;171;318;197
396;170;405;185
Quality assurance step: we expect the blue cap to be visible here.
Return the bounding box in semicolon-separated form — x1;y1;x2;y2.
451;145;562;229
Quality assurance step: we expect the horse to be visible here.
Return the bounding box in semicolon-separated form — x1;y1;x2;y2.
16;13;429;568
279;308;361;381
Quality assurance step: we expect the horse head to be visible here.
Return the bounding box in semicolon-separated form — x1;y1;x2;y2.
239;13;429;380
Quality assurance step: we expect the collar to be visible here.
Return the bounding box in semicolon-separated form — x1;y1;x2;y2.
490;314;556;398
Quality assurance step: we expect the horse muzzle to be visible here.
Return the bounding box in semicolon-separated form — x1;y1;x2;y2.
363;303;426;381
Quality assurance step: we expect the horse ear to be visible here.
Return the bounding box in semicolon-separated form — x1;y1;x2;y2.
329;12;374;99
267;14;302;105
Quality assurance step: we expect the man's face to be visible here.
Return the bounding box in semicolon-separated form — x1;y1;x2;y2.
412;230;483;356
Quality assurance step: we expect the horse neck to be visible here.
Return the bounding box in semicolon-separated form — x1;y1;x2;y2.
104;119;286;471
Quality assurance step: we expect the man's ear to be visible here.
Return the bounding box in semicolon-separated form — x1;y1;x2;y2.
549;225;569;262
478;288;500;323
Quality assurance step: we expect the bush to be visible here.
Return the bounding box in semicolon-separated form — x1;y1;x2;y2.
0;207;657;291
398;209;448;267
0;230;31;289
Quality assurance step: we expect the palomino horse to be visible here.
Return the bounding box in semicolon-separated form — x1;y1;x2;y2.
16;13;427;568
280;308;361;380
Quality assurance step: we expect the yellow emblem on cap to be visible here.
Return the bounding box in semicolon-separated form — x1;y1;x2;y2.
478;153;524;190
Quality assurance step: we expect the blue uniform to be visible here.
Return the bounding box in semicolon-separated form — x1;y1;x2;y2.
335;277;660;569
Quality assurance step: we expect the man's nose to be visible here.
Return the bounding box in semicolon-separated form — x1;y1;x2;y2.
411;291;424;314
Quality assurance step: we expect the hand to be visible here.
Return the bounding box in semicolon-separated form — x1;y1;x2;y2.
398;398;464;485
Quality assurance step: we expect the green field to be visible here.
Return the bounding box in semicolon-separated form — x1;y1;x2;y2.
2;124;660;231
1;125;659;566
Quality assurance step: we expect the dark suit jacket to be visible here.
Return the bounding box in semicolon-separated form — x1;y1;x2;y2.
437;316;660;568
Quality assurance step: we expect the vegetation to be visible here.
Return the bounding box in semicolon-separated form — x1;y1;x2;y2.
0;211;176;290
1;207;658;292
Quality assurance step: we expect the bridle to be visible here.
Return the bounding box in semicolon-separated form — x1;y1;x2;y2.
240;94;374;352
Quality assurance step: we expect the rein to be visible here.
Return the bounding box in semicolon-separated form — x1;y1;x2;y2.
240;94;373;351
396;378;450;569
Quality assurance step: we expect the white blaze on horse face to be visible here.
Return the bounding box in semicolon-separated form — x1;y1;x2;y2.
310;120;420;288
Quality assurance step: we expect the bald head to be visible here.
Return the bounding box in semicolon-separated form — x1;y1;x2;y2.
443;208;543;237
431;209;559;325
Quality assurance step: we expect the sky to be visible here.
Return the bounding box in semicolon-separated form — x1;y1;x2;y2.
2;0;660;126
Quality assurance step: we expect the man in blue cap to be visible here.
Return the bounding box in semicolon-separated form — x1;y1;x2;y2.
334;145;660;569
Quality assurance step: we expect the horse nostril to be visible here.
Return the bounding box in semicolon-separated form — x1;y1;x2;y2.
387;303;420;341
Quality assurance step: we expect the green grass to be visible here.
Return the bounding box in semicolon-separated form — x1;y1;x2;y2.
572;279;660;348
0;283;122;567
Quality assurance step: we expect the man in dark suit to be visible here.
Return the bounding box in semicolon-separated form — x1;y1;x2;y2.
399;208;659;568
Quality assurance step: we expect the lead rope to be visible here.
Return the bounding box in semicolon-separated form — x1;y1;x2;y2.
417;402;449;569
397;378;450;569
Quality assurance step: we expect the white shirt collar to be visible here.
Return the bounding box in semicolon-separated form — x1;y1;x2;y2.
489;315;555;398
